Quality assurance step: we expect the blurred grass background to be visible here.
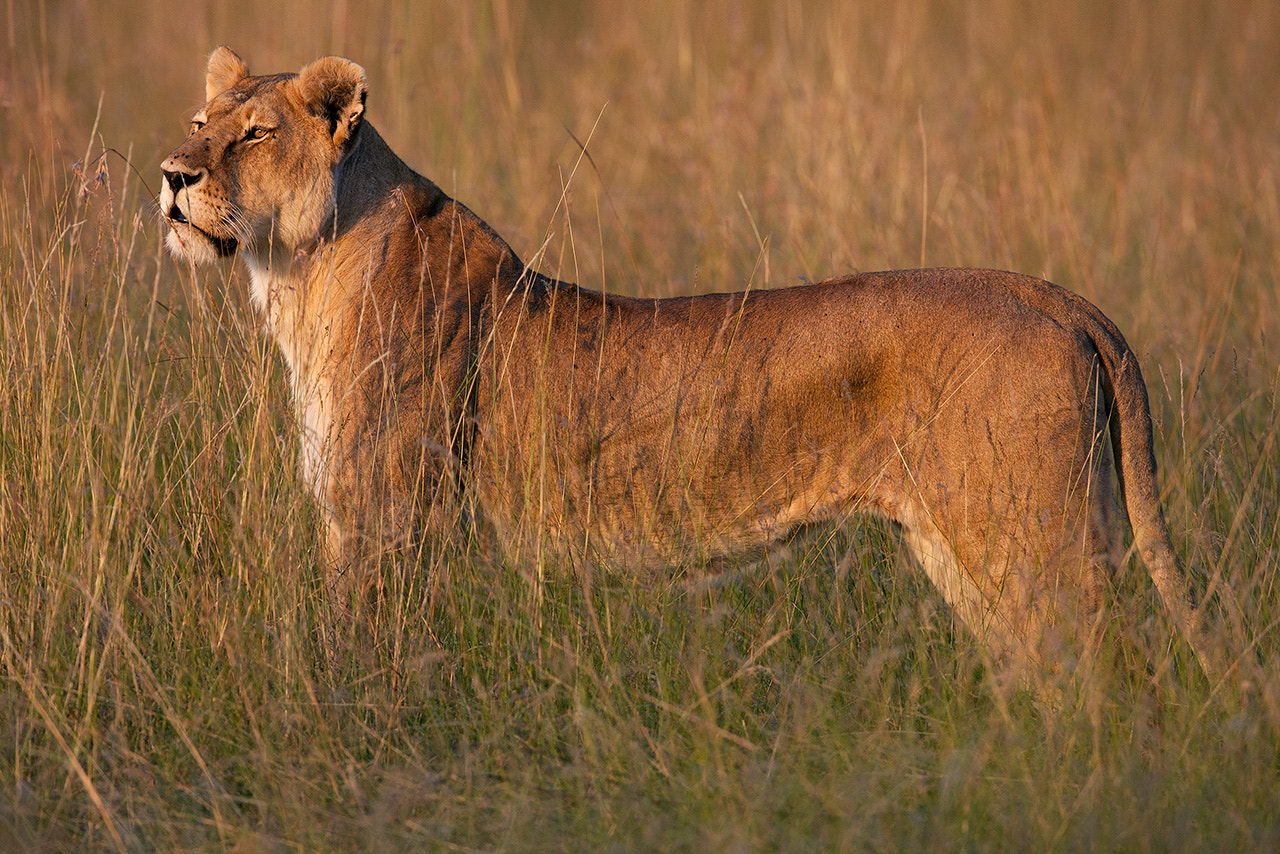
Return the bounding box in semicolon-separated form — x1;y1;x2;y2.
2;0;1279;849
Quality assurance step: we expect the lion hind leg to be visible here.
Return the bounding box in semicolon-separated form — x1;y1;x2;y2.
894;499;1117;692
894;502;1026;671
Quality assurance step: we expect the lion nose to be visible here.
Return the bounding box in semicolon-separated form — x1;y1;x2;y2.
161;162;203;195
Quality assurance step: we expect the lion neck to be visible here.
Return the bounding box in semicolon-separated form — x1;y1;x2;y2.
241;122;441;382
240;121;530;473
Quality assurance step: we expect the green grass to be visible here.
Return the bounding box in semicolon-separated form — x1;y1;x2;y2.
2;0;1279;849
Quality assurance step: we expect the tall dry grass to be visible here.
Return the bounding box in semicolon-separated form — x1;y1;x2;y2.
1;0;1278;849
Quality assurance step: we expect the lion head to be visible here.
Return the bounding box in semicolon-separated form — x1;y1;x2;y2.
159;46;367;267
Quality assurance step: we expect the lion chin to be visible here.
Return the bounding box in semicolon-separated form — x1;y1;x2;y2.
163;219;238;265
159;45;1221;687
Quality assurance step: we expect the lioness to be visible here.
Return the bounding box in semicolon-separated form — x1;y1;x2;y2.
160;47;1214;678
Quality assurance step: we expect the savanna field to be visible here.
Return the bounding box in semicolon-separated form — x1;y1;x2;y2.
2;0;1279;849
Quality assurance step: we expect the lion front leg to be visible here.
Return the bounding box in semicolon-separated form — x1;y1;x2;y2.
315;498;375;613
319;443;466;618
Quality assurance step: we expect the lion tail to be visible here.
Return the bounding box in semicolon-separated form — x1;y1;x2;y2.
1082;300;1221;682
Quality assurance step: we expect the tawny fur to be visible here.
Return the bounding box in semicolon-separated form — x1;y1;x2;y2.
160;47;1214;679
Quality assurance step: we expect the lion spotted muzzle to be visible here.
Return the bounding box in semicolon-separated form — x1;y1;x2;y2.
159;159;239;258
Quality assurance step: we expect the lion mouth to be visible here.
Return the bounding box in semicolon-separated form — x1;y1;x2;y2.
166;208;239;257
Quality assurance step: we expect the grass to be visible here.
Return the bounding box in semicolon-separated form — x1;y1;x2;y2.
2;0;1279;849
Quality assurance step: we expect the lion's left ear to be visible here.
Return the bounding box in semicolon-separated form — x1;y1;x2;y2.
297;56;367;148
207;46;249;102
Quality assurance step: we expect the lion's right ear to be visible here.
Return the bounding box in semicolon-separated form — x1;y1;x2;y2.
206;46;249;102
297;56;368;149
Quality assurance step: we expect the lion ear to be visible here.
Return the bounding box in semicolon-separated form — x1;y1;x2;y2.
297;56;367;148
206;46;249;102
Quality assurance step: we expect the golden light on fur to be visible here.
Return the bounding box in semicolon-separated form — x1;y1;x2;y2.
160;46;1217;681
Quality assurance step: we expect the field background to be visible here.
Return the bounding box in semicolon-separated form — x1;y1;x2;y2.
2;0;1279;849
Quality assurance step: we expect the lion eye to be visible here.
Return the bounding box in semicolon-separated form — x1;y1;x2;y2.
245;126;272;142
189;120;205;136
